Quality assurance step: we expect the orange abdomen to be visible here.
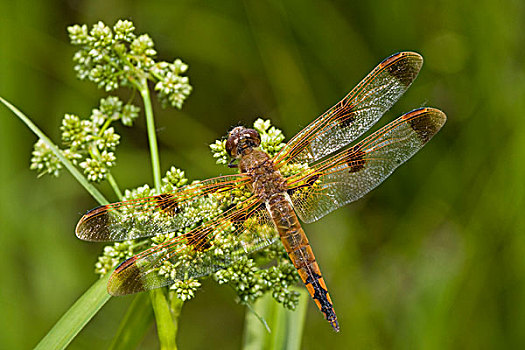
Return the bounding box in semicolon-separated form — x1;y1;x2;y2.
266;193;339;332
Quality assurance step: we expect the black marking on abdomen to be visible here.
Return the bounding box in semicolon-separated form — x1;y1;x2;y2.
304;270;339;331
305;271;322;285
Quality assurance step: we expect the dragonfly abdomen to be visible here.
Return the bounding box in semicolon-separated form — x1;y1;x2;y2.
266;193;340;332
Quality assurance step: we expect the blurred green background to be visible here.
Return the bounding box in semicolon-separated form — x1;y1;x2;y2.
1;0;524;348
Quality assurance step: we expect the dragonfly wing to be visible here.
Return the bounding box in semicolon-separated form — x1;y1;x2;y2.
287;108;446;223
273;52;423;167
76;174;251;242
107;197;279;295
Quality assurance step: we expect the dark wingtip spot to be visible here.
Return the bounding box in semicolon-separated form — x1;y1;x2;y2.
84;205;105;215
404;108;447;144
76;205;110;241
107;257;144;296
383;51;423;87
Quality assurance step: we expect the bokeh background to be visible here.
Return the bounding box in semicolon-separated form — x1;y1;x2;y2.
1;0;524;349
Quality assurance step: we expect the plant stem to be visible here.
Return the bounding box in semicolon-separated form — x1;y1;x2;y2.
169;293;184;334
107;173;123;200
138;79;162;194
150;289;178;350
136;81;182;348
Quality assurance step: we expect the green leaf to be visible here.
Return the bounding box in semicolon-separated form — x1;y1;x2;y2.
0;96;109;206
109;293;155;350
35;274;112;350
243;287;308;350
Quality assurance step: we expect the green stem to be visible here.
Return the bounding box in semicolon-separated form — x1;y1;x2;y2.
0;96;108;206
137;79;162;194
107;173;123;200
150;289;178;350
169;292;184;334
135;82;182;348
99;118;112;135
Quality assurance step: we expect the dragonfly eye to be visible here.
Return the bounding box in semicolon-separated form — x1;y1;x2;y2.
243;128;261;147
225;126;242;158
226;127;261;158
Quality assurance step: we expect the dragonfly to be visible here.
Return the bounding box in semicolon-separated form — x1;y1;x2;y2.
76;51;446;332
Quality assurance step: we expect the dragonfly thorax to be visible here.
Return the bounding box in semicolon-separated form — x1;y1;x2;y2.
237;148;287;202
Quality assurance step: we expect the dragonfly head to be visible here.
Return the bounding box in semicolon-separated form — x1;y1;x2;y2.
226;126;261;158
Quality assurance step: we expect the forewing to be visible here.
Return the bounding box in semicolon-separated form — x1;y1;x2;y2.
107;197;279;295
273;52;423;167
287;108;446;223
76;174;251;241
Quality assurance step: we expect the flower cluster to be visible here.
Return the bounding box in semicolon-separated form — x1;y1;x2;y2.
169;279;202;302
151;59;192;109
161;166;188;192
30;96;138;182
30;139;63;177
259;259;301;310
213;251;300;310
253;118;286;155
94;241;134;276
214;257;265;304
68;20;192;108
209;139;229;165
